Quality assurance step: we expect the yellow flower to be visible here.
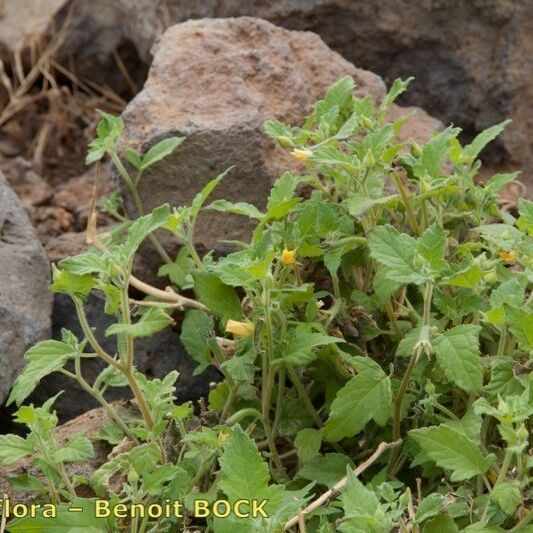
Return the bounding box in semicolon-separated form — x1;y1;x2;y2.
499;250;518;265
281;248;296;265
290;148;313;161
225;319;254;338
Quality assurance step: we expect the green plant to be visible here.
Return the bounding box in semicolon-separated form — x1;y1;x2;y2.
1;76;531;532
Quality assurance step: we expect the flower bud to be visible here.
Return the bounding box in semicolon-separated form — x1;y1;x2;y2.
277;136;293;148
360;115;373;129
483;271;498;283
281;248;296;265
363;149;375;168
225;319;254;338
411;142;423;157
290;148;313;161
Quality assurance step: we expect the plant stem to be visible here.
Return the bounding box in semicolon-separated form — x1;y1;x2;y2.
73;297;122;370
124;367;154;430
497;326;508;357
392;171;420;235
111;152;172;264
388;283;433;476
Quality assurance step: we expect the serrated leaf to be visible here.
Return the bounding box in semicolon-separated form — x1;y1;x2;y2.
219;425;281;504
0;434;33;465
51;433;94;463
50;267;95;298
180;309;214;371
122;204;170;260
192;271;243;320
297;453;351;487
344;194;397;217
517;198;533;236
324;368;392;442
276;324;343;367
294;428;323;464
314;75;354;119
140;137;184;170
8;340;78;405
417;223;446;271
409;425;494;481
105;306;173;338
339;469;390;532
368;224;426;284
191;169;230;216
207;199;265;218
490;480;522;515
464;120;511;161
433;325;483;393
507;306;533;350
484;172;519;193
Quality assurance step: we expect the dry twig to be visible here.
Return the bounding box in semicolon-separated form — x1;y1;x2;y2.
283;440;402;531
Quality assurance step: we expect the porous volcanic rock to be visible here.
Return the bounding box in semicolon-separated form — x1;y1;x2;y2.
0;171;52;403
118;16;439;278
116;0;532;186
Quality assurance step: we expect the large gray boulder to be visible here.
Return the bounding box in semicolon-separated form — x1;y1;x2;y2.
0;172;52;403
118;17;439;278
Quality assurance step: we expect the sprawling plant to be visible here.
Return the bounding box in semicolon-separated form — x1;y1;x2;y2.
1;77;531;532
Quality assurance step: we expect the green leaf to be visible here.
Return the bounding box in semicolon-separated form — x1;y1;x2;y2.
50;266;95;298
191;169;230;216
207;199;265;218
51;433;94;463
105;306;173;338
484;172;519;193
415;493;446;524
180;309;214;371
422;515;459;533
276;324;343;366
324;368;392;442
314;75;354;119
294;428;323;464
140;136;184;169
158;247;193;288
0;434;33;465
339;468;390;532
463;120;511;161
417;223;447;271
267;172;296;209
8;474;46;493
297;453;352;487
125;148;142;169
490;480;522;515
443;263;485;289
192;271;243;320
122;204;170;260
344;194;397;217
409;425;494;481
517;198;533;236
507;307;533;350
219;425;279;502
379;77;413;116
8;340;78;405
432;325;483;393
368;224;425;284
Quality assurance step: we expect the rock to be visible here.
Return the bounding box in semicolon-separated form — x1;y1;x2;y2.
115;0;533;187
0;0;146;97
52;168;115;231
118;17;439;279
30;292;220;421
0;172;52;403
